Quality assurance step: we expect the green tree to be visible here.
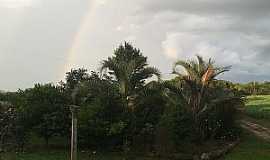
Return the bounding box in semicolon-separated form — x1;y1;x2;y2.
100;42;161;149
101;42;160;109
0;101;16;151
173;56;230;113
73;71;124;148
172;55;239;142
65;68;89;95
23;84;69;147
0;91;30;151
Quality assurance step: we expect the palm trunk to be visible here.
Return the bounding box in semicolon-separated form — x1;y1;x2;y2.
122;95;130;158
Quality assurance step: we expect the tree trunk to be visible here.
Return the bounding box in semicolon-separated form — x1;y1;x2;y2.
45;137;49;149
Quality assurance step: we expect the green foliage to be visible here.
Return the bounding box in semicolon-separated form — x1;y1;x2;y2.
22;84;70;146
72;71;125;148
101;42;160;99
235;81;270;95
168;55;241;144
65;68;89;91
100;42;162;149
0;102;16;151
0;43;244;157
245;95;270;120
225;131;270;160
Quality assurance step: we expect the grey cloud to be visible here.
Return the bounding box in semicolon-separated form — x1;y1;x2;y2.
141;0;270;18
1;0;270;90
0;0;92;90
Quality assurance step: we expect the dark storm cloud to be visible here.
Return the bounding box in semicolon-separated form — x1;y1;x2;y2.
142;0;270;18
133;0;270;82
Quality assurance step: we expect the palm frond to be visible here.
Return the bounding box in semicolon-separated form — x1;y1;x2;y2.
173;60;201;81
140;67;161;81
212;66;232;79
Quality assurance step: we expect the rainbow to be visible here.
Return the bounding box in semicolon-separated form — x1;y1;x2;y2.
59;0;100;80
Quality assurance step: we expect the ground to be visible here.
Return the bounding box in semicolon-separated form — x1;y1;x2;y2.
223;131;270;160
224;95;270;160
1;151;164;160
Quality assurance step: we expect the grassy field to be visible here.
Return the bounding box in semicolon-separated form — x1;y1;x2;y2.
1;151;162;160
245;95;270;120
2;135;270;160
224;131;270;160
224;95;270;160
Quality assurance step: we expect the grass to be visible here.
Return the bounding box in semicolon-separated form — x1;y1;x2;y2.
0;134;165;160
1;151;70;160
224;95;270;160
245;95;270;120
1;151;162;160
224;131;270;160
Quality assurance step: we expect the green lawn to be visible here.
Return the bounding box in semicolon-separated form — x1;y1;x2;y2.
1;135;164;160
1;151;162;160
1;151;70;160
224;95;270;160
245;95;270;120
224;131;270;160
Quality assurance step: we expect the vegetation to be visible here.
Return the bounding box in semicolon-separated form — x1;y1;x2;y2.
233;82;270;96
100;43;161;150
0;42;258;159
1;151;163;160
245;95;270;120
171;56;240;143
223;95;270;160
224;132;270;160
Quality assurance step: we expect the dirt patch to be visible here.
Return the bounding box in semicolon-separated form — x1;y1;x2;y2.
240;119;270;141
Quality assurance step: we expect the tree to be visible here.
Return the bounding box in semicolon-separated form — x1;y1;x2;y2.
100;42;161;150
172;55;240;142
0;91;30;151
101;42;160;111
0;101;16;151
23;84;70;147
65;68;89;94
72;71;124;148
173;55;230;112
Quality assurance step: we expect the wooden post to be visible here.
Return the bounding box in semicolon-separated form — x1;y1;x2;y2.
70;105;80;160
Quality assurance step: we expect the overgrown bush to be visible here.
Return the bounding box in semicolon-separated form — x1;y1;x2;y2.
0;102;16;151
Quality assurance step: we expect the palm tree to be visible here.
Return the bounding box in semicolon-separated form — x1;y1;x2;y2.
173;55;231;113
100;42;161;152
101;42;161;111
172;55;231;141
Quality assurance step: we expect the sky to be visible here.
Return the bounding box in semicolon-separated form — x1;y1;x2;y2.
1;0;270;91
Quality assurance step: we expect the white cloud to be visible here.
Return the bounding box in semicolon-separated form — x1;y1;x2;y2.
161;30;270;82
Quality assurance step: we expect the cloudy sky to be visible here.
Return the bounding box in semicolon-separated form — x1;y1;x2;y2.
1;0;270;91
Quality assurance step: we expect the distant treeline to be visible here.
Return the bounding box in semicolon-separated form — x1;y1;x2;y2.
217;81;270;96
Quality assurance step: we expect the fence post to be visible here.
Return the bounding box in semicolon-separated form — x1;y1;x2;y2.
70;105;80;160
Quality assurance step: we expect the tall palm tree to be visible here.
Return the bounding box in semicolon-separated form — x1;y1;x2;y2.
100;42;160;152
173;55;231;113
101;42;161;111
172;55;231;141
